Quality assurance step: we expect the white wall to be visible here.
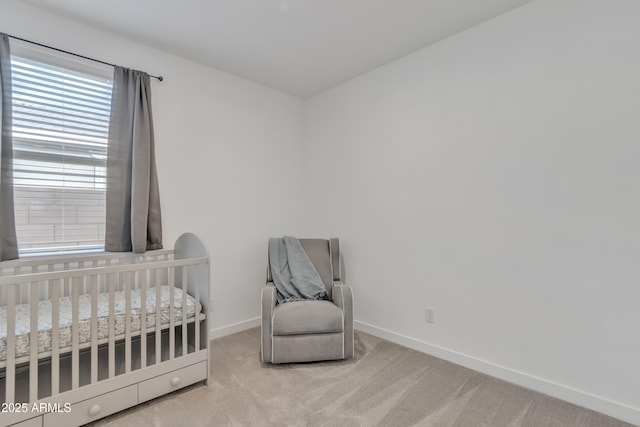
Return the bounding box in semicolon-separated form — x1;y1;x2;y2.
303;0;640;423
0;0;307;333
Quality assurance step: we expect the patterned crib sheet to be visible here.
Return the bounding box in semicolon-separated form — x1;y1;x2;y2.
0;286;200;363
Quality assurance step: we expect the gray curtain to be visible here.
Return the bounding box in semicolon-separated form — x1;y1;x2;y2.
0;33;18;260
106;66;162;253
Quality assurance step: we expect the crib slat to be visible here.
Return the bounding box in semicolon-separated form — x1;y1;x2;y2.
46;264;54;301
51;280;60;395
72;277;80;389
182;267;188;355
63;263;70;295
6;284;16;403
91;275;99;384
108;273;116;378
155;269;161;365
169;267;175;360
80;261;86;293
125;271;132;373
29;266;36;305
29;281;39;402
141;269;148;369
195;264;200;351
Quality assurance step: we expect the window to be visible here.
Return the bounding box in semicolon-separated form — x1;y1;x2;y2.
10;44;113;254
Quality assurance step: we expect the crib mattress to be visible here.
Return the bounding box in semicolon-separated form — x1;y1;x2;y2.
0;286;200;363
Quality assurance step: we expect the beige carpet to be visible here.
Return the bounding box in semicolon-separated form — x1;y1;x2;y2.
92;328;633;427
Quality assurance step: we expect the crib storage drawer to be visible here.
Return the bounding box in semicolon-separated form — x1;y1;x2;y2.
43;385;137;427
139;361;207;403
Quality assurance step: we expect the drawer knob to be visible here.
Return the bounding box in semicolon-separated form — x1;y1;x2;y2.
89;404;102;416
171;376;181;387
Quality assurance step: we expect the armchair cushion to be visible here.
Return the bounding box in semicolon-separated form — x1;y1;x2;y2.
272;300;344;336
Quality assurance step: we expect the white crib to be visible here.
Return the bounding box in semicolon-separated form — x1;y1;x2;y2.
0;233;210;427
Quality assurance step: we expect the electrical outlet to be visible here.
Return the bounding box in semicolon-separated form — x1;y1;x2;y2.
424;307;435;324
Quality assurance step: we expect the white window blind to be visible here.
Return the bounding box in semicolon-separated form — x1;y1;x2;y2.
11;53;113;254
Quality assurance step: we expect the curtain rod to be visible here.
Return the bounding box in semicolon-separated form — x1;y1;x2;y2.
7;34;164;81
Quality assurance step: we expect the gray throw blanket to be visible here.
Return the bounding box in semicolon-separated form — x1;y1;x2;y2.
269;236;328;304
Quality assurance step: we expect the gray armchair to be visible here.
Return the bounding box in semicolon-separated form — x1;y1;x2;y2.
261;238;354;364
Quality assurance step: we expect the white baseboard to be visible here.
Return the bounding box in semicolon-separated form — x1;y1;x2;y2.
210;317;260;340
355;320;640;426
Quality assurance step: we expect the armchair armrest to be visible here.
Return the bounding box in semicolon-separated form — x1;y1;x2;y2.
261;283;277;363
332;281;354;359
332;281;351;310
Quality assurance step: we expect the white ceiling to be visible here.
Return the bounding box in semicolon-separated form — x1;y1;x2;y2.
25;0;535;98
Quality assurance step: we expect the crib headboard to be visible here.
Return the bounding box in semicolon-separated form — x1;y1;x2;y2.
174;232;210;354
174;233;209;311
